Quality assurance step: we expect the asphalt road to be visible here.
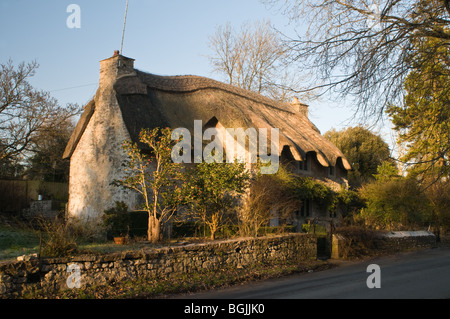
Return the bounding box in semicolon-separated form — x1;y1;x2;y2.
181;247;450;299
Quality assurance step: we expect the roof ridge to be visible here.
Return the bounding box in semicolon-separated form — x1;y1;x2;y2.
135;70;295;114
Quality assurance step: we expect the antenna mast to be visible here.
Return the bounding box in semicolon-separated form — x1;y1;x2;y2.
120;0;129;54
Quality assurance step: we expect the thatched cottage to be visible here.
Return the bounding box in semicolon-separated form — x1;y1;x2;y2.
63;51;351;225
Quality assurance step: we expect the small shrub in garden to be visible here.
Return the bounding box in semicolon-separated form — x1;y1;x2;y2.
39;218;78;257
102;201;130;238
334;226;378;259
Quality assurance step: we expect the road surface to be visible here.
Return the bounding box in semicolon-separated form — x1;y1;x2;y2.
180;247;450;299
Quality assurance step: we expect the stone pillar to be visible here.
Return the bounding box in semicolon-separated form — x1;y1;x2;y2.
331;234;344;259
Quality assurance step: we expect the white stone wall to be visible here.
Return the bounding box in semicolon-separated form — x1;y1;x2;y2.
67;55;138;221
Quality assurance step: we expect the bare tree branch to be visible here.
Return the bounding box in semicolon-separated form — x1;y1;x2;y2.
0;60;81;164
208;19;315;102
264;0;450;121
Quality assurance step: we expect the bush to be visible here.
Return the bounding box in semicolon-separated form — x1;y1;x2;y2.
102;201;130;238
331;188;365;222
424;179;450;237
334;226;378;259
38;218;78;257
128;211;149;238
359;176;432;230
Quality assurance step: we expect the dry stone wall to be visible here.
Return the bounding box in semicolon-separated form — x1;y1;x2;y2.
331;230;437;259
374;231;437;252
0;233;316;298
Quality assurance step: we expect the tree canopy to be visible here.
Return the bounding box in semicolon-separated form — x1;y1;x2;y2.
386;34;449;180
324;126;392;187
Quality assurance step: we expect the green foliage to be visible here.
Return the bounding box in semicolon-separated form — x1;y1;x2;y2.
386;33;450;180
330;187;365;221
359;175;432;230
269;164;335;206
102;201;130;237
324;126;392;188
118;129;253;241
184;160;249;210
295;176;335;209
425;179;450;234
373;161;400;181
116;127;184;242
119;127;184;218
25;118;74;182
182;160;250;239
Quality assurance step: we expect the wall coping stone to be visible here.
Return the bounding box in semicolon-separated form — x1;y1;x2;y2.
378;230;435;238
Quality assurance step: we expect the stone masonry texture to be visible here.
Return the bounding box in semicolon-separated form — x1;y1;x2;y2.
0;233;316;298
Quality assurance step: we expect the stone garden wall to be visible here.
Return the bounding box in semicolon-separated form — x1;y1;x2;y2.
0;233;316;298
374;231;437;252
331;230;437;259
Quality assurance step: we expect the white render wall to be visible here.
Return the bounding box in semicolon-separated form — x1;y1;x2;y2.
67;55;138;221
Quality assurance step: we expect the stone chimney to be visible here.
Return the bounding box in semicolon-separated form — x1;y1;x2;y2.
66;51;138;221
290;97;309;118
99;50;135;88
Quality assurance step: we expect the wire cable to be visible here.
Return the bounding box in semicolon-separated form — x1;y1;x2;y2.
120;0;129;55
49;82;97;92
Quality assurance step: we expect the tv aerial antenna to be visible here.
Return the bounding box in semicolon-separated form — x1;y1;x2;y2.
120;0;129;55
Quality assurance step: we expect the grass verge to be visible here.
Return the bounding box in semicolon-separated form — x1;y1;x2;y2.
0;225;40;260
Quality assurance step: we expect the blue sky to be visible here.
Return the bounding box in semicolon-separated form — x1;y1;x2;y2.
0;0;394;144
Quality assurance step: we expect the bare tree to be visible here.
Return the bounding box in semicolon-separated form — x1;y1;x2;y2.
26;117;76;182
208;20;312;102
263;0;450;120
238;168;303;237
0;60;80;164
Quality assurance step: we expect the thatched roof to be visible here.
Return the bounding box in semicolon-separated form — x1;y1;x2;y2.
63;68;351;170
63;99;95;159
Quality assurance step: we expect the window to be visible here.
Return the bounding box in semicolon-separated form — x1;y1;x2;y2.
300;154;309;171
300;199;311;217
329;166;335;176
